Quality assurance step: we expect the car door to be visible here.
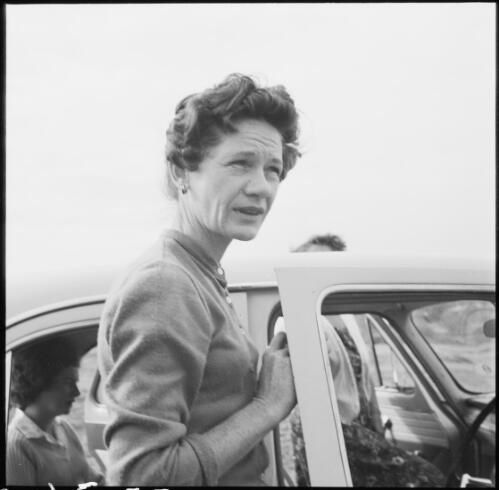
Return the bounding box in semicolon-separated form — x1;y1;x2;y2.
274;253;495;486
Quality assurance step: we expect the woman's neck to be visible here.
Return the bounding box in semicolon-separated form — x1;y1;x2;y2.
24;405;54;432
171;214;231;264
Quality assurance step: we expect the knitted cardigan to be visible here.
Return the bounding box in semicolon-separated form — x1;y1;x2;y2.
97;230;268;486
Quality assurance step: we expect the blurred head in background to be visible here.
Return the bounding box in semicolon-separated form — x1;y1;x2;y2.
294;233;346;253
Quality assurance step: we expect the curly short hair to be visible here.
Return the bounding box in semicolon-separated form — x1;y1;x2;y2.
294;234;347;252
10;337;80;410
165;73;301;198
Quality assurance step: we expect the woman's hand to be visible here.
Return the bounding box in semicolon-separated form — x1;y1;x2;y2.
254;331;297;424
190;331;297;478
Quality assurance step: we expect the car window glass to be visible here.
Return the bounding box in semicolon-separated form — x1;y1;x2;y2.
315;292;496;487
67;345;98;462
411;300;495;393
349;314;416;393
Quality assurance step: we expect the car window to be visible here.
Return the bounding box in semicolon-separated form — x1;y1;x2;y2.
65;344;103;475
353;314;415;393
311;291;497;487
411;300;495;394
66;345;97;458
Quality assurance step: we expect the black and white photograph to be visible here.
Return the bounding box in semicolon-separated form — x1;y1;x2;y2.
5;3;495;487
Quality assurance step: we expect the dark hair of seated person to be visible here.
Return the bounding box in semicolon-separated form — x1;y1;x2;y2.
11;337;80;410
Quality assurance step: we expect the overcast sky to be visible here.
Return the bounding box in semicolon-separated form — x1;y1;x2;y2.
6;3;495;278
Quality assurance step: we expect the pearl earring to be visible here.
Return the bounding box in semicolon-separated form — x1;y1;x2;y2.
180;183;188;194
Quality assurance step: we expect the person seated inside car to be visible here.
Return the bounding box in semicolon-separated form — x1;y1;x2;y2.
289;234;446;487
6;337;104;486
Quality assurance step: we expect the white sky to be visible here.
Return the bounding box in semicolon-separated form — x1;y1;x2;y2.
6;3;495;278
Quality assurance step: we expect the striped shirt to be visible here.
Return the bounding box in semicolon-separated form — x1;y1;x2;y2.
6;408;104;486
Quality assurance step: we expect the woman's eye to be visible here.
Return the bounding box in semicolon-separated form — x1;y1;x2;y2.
268;166;282;177
230;160;248;167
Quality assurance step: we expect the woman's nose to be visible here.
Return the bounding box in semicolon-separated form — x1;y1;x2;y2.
72;383;81;398
244;167;272;197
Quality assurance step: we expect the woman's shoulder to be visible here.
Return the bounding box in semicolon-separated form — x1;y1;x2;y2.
99;238;214;341
7;419;26;445
108;238;196;301
103;259;197;320
7;415;34;453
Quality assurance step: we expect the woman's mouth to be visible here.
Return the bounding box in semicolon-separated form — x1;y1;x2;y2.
235;206;265;216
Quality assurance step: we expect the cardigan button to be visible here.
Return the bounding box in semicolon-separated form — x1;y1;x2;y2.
226;296;232;304
217;267;224;275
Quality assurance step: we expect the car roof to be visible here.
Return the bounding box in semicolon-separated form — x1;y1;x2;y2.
6;256;280;320
274;251;494;278
6;252;494;321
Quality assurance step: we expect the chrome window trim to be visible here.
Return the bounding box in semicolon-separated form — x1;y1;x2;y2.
228;281;278;293
317;284;494;305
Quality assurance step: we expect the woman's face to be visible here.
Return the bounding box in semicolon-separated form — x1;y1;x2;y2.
184;118;284;243
35;366;80;418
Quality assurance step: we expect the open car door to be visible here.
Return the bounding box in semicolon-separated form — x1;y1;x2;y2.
274;253;495;487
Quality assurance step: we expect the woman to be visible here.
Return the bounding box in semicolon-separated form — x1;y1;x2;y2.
7;338;104;486
97;74;300;486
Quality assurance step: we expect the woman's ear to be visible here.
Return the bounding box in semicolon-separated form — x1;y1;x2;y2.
168;160;189;194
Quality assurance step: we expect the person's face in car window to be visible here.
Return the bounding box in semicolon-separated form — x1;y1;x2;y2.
36;366;81;418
